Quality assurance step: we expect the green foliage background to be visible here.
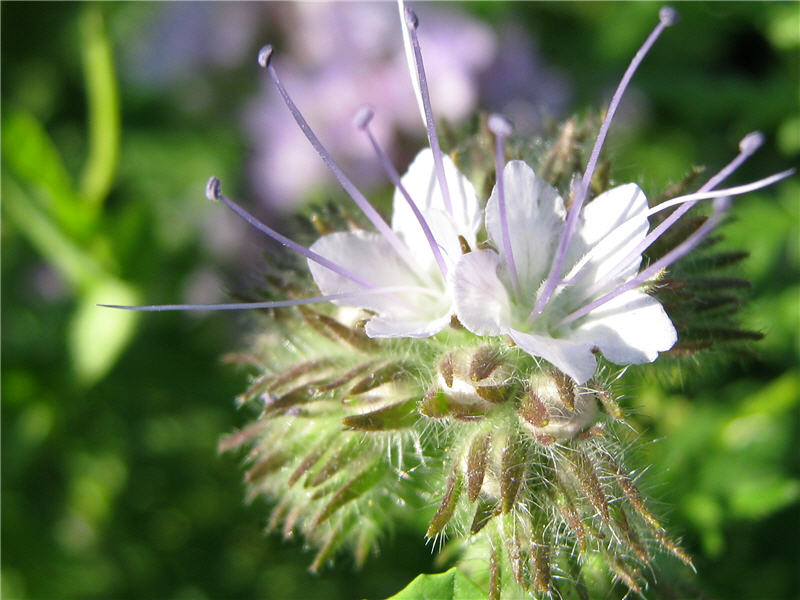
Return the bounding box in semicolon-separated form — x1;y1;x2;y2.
2;2;798;599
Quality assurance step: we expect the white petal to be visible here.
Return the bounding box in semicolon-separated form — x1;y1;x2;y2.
507;329;597;384
571;289;677;365
451;249;512;336
365;312;451;338
308;230;442;317
566;183;649;289
485;160;566;296
392;148;481;272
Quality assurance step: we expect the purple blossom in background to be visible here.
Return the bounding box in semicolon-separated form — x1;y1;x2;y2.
245;3;571;212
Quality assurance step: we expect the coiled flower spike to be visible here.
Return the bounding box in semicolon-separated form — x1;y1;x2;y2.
102;3;793;598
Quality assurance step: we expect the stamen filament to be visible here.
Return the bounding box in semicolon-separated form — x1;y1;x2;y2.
403;8;453;216
98;287;440;313
559;196;731;326
206;177;374;290
531;7;677;322
354;106;448;279
488;113;520;299
605;132;768;284
258;45;417;272
568;168;794;295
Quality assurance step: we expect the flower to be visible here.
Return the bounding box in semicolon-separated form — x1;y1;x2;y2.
308;146;481;337
452;160;677;383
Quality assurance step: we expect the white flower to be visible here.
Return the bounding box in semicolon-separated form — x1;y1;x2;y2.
452;160;677;383
308;147;480;338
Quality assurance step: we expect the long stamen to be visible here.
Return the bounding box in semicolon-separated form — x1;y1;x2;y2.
646;168;793;217
257;45;417;271
98;287;438;313
403;8;453;216
205;177;373;289
609;132;766;281
531;6;678;321
567;168;794;294
559;196;732;326
488;113;521;299
354;106;448;279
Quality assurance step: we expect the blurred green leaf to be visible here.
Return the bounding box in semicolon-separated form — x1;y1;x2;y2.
729;476;800;520
68;277;140;385
2;176;103;289
79;8;119;207
385;568;484;600
1;110;92;236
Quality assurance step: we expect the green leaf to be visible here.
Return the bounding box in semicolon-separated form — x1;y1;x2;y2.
384;568;485;600
79;8;120;207
1;110;93;236
2;176;103;289
68;277;140;385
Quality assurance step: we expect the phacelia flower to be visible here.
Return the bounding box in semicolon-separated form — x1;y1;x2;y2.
453;157;677;383
104;3;793;598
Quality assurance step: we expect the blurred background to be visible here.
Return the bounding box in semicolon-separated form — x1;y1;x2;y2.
2;2;798;599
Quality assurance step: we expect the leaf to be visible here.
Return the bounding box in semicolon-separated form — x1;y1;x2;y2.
1;110;92;236
384;568;485;600
2;177;103;289
68;277;140;385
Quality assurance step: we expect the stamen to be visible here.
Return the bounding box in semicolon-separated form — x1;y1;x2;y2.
206;176;374;289
531;7;677;322
488;113;521;299
646;168;793;217
258;45;417;271
354;105;448;279
559;196;732;326
403;8;453;216
98;287;437;313
631;131;765;260
574;146;789;296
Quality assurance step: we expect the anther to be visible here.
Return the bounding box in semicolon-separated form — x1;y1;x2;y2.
487;114;514;138
205;176;222;201
739;131;764;155
353;105;375;131
257;45;273;69
404;7;418;30
658;6;679;26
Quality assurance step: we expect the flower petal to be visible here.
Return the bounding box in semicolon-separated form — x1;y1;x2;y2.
392;148;481;271
571;289;677;365
566;183;649;289
485;160;566;296
451;249;512;335
308;230;446;319
365;312;452;338
507;329;597;384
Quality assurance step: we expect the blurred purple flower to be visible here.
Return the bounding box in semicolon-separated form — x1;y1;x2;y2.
245;3;571;212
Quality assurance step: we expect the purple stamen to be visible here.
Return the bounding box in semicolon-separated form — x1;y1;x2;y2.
568;168;794;295
403;8;453;216
487;113;520;299
258;45;417;271
621;132;765;270
647;168;793;216
531;7;677;322
97;288;419;313
354;105;448;279
206;176;373;290
559;196;732;326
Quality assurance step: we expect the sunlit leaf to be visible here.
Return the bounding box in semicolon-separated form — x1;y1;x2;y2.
385;568;484;600
68;277;140;385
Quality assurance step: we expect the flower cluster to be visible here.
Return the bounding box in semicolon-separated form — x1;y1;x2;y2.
105;3;792;598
